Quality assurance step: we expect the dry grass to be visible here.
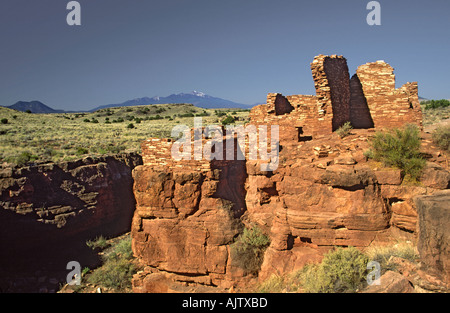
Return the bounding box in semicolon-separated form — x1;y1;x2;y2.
0;104;250;166
364;240;418;274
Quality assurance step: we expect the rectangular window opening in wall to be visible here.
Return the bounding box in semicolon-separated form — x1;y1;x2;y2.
300;237;312;244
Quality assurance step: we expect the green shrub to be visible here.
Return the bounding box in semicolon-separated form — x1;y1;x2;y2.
423;99;450;110
432;125;450;151
1;118;8;124
87;236;136;290
10;151;39;167
86;235;109;250
299;247;369;293
230;226;270;275
127;123;135;129
76;147;89;155
221;115;236;126
367;124;425;180
335;121;353;138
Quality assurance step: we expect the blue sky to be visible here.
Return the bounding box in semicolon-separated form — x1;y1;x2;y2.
0;0;449;111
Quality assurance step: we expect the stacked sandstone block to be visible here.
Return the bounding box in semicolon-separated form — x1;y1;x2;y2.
355;61;422;129
250;54;422;140
310;54;351;132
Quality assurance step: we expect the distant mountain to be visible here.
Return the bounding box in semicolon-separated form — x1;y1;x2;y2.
90;91;251;111
5;101;65;113
418;96;429;103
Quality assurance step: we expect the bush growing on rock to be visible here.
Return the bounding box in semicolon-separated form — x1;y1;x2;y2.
432;125;450;151
87;236;136;290
366;124;425;180
230;226;270;275
299;246;369;293
335;121;353;138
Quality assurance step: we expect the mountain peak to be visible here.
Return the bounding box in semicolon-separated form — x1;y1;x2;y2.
91;91;250;111
191;90;206;97
7;100;62;113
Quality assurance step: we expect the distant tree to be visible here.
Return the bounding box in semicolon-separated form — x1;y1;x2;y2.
1;118;8;124
221;115;236;126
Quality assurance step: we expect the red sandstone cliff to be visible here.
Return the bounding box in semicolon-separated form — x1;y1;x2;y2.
0;153;142;292
130;55;449;292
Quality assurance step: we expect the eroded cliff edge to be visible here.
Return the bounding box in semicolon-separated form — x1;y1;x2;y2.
0;153;142;292
130;55;449;292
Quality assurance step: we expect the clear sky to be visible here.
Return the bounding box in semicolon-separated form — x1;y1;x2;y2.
0;0;449;111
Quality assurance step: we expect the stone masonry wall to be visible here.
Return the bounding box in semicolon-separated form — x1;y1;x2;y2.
250;55;422;138
311;54;351;131
354;61;422;129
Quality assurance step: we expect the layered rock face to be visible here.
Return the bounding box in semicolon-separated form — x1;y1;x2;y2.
415;191;450;283
131;162;247;290
0;153;142;291
132;128;449;290
131;55;448;291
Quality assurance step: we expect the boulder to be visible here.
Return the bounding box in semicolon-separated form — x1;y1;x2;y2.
420;163;450;189
375;169;402;185
363;270;414;293
414;191;450;283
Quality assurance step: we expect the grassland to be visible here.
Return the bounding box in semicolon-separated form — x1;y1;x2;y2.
1;100;447;167
0;103;250;166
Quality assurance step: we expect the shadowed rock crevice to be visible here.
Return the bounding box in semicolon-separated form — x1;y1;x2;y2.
0;153;142;292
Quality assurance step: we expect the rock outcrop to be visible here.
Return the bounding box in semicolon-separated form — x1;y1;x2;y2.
0;153;142;292
414;191;450;283
131;55;449;291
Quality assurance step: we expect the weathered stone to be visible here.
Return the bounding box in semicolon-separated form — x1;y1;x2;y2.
375;169;402;185
130;54;446;292
414;191;450;283
420;163;450;189
363;271;414;293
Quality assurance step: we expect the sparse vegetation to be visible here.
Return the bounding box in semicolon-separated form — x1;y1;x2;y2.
364;241;418;275
299;246;369;293
230;226;270;275
335;121;353;138
86;235;137;291
432;125;450;151
256;242;421;293
221;115;236;126
365;124;426;180
0;104;249;166
86;235;109;250
422;99;450;110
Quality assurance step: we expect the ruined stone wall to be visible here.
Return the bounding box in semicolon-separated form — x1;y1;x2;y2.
349;74;374;128
250;55;422;138
311;54;351;131
130;54;435;291
354;61;422;129
141;137;212;173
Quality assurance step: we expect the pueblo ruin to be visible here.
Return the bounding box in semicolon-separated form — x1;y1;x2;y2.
131;54;449;292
